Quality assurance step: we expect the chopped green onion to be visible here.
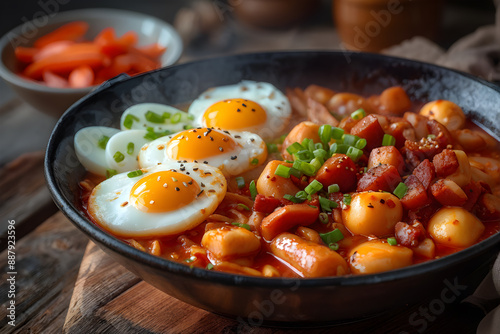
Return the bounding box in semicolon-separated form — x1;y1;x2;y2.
106;169;117;179
387;237;398;246
123;114;140;129
319;196;338;212
295;191;309;201
346;146;363;162
286;142;304;155
183;124;193;130
331;127;345;140
236;203;250;211
251;158;259;165
320;228;344;245
319;212;329;224
235;176;245;189
206;263;214;270
355;138;367;150
145;110;165;123
232;222;251;230
329;243;339;251
275;164;291;178
171;112;182;124
393;182;408;199
313;149;328;160
127;170;143;178
187;114;195;121
283;194;305;203
97;135;110;150
310;158;323;171
144;127;172;140
267;143;279;153
294;150;314;162
351;108;366;120
249;180;257;200
289;167;302;178
328;184;340;193
127;142;135;155
113;151;125;163
382;134;396;146
342;134;358;146
305;179;323;195
292;160;316;177
330;143;350;154
162;112;171;119
319;124;333;145
315;142;324;150
343;194;352;206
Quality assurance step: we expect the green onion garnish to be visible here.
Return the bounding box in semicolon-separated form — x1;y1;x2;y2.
320;228;344;245
393;182;408;199
283;194;305;203
331;127;345;140
145;110;165;123
144;127;172;140
305;179;323;195
319;196;338;212
313;149;328;160
289;167;302;178
251;158;259;165
351;108;366;120
106;169;117;178
123;114;140;129
113;151;125;163
236;204;250;211
235;176;245;189
171;112;182;124
382;134;396;146
127;170;143;178
310;158;323;171
355;138;367;150
319;124;333;145
275;164;291;178
162;112;171;119
292;160;316;177
232;222;251;230
294;150;314;162
249;180;257;200
330;143;350;155
97;135;110;150
319;212;329;224
267;143;279;153
286;142;304;155
183;125;193;130
315;142;324;150
343;194;352;206
342;134;358;147
387;237;398;246
328;184;340;194
295;190;310;201
127;142;135;155
206;263;214;270
346;146;363;162
329;242;339;251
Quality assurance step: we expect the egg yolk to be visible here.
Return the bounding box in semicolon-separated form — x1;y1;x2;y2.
166;128;238;161
129;171;201;213
202;99;267;130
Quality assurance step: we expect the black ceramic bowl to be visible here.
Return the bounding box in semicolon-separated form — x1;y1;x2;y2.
45;51;500;326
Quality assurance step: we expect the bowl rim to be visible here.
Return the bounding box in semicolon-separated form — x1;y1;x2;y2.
45;50;500;289
0;7;183;94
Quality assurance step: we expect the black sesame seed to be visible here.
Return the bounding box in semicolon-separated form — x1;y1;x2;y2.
250;138;255;142
237;109;241;112
193;168;198;171
242;103;247;107
204;161;208;164
251;109;255;112
188;180;193;185
234;135;241;139
219;147;224;152
197;190;204;197
197;135;201;139
175;187;180;191
201;182;206;187
210;136;214;141
205;172;212;175
231;156;237;160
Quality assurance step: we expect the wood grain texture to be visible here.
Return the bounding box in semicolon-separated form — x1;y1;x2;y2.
64;242;486;334
0;150;58;251
0;212;88;333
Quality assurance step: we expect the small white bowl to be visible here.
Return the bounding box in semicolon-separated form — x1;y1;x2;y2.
0;8;183;117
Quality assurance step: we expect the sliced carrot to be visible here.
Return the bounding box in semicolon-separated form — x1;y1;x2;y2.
15;47;38;63
134;43;167;60
94;27;116;46
99;31;139;58
95;55;133;83
34;40;74;62
69;65;94;88
42;71;69;88
117;31;138;47
34;21;89;48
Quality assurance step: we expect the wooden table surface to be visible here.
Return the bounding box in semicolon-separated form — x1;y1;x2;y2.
0;3;497;333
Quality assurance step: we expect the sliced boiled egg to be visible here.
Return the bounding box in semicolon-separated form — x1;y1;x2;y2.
120;103;194;133
105;130;150;173
74;126;120;175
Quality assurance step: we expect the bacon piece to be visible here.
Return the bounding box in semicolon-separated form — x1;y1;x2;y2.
475;194;500;221
412;159;435;190
433;149;459;177
430;179;468;206
395;221;426;247
350;114;385;151
387;121;416;149
253;194;282;213
403;136;442;168
462;181;485;211
427;119;454;148
357;164;402;192
401;175;430;210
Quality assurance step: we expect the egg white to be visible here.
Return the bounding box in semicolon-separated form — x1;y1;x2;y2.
88;162;227;237
120;103;194;133
188;81;291;141
74;126;120;176
105;130;151;173
138;128;267;176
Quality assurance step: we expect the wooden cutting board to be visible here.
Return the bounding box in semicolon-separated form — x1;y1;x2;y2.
62;242;486;334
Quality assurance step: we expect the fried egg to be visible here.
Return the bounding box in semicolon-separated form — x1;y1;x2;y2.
138;127;267;176
88;162;227;237
105;130;150;173
74;126;120;175
120;103;194;133
188;81;291;141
